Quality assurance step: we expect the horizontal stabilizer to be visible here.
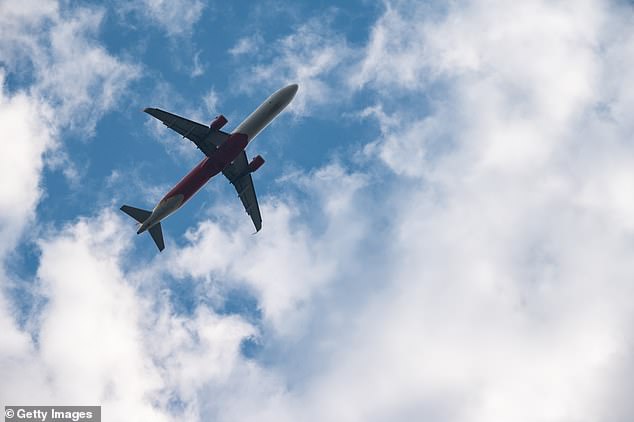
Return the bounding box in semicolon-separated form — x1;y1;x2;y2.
120;205;152;223
149;222;165;252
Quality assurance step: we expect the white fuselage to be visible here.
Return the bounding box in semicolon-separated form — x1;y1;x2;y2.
232;83;298;141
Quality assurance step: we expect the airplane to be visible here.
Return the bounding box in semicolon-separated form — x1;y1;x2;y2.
120;83;298;251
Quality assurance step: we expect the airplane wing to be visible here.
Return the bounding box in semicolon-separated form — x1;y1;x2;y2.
144;108;229;157
222;152;262;232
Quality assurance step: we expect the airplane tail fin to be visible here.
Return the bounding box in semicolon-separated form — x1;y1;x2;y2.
120;205;151;223
120;205;165;252
148;223;165;252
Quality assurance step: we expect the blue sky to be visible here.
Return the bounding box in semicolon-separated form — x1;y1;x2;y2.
2;0;634;421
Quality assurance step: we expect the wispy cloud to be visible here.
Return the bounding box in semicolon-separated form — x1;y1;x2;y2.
228;35;262;57
202;88;220;115
191;50;205;77
117;0;206;38
233;16;355;116
0;3;140;135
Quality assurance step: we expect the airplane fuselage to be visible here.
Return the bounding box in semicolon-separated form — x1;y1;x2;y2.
137;84;298;234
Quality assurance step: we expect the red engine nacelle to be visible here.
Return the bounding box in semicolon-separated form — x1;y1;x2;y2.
247;155;265;173
210;115;228;131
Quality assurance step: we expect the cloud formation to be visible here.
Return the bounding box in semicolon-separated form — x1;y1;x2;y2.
0;75;55;255
118;0;205;37
232;16;355;116
0;2;140;135
1;211;263;421
212;1;634;420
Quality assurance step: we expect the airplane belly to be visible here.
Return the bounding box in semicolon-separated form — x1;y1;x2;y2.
163;157;220;204
161;133;248;206
212;133;248;167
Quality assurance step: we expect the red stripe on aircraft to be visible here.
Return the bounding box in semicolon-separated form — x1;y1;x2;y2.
163;133;249;204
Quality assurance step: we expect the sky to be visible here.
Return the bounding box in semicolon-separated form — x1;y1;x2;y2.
1;0;634;420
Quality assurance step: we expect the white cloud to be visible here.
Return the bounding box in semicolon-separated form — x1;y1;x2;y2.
165;1;634;421
0;2;140;135
257;1;634;421
169;163;368;336
0;74;55;255
191;50;205;77
229;35;262;57
36;8;141;134
349;2;431;92
235;17;354;116
0;211;261;420
119;0;205;37
0;0;58;68
203;88;220;115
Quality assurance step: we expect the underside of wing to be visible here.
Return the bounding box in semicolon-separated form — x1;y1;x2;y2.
144;108;229;157
222;152;262;232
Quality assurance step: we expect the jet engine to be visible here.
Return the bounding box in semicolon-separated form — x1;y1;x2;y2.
210;115;228;130
247;155;265;173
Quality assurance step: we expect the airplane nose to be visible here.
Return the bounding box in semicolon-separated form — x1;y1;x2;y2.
286;83;298;97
